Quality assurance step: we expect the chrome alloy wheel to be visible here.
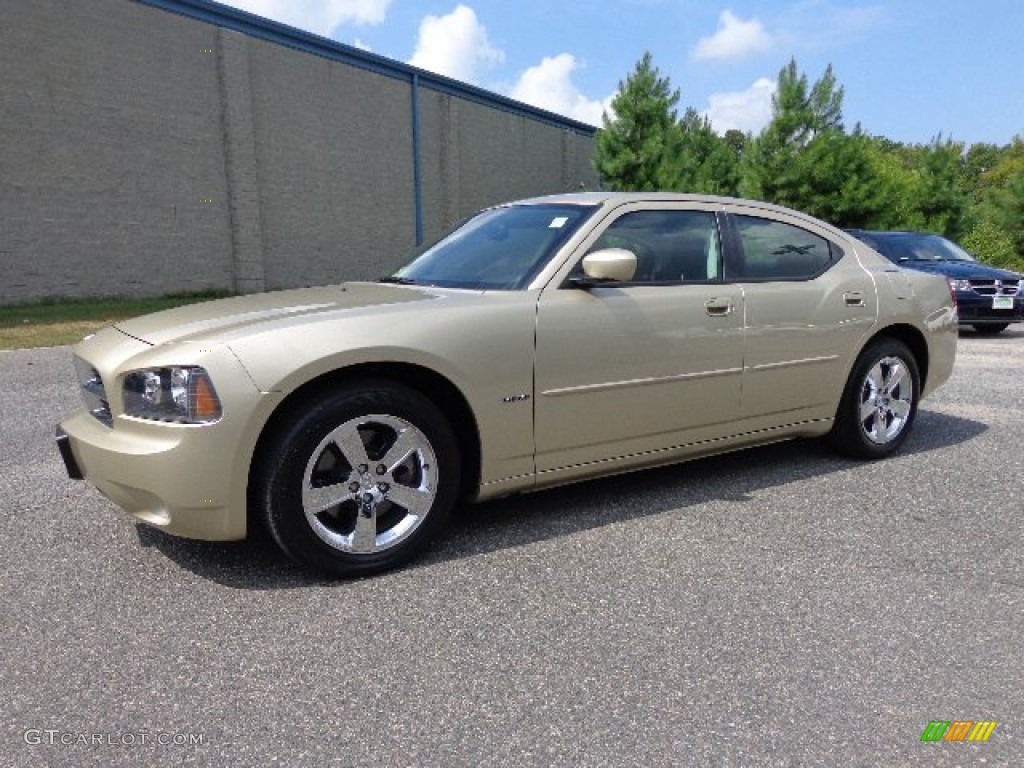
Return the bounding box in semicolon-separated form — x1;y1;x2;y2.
301;414;438;554
857;355;915;445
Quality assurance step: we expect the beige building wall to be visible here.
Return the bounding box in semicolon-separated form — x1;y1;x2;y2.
0;0;599;303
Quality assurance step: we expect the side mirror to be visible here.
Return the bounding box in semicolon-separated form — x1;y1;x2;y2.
574;248;637;286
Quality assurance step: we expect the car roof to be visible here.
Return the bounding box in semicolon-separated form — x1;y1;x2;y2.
506;192;865;246
848;229;945;239
508;191;835;220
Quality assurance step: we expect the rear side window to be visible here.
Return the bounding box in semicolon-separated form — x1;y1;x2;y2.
728;215;837;281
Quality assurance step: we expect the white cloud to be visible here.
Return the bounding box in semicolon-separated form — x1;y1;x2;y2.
509;54;612;126
225;0;392;36
703;77;776;134
775;3;886;53
692;10;773;61
352;38;372;52
408;5;505;84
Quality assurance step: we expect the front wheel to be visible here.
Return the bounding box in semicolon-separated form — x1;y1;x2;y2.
829;339;920;460
253;381;460;577
973;323;1009;335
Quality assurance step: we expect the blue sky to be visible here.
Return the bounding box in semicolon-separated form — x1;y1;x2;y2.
218;0;1023;146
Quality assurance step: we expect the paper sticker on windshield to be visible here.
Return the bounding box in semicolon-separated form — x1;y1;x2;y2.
549;216;569;229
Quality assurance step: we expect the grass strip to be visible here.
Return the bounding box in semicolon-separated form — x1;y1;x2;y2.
0;292;231;350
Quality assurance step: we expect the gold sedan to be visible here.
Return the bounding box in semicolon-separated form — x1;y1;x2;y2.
56;193;958;576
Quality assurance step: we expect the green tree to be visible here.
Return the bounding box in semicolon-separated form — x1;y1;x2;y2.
865;137;923;228
911;137;969;239
722;129;747;160
792;131;900;227
962;217;1023;271
669;108;739;195
738;58;902;226
740;58;846;205
969;137;1024;258
979;136;1024;188
990;167;1024;258
595;52;682;191
963;142;1004;197
593;53;1020;253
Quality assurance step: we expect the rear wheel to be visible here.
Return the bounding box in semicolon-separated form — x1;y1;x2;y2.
973;323;1009;334
253;381;460;577
829;338;920;459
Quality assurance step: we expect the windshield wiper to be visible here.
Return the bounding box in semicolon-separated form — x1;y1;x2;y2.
378;275;420;285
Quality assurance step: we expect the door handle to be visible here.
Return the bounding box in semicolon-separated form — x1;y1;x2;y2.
844;291;865;307
704;298;733;316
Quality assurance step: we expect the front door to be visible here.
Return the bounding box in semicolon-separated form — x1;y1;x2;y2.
533;204;745;473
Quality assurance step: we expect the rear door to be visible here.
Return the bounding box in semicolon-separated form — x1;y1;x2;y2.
722;205;877;421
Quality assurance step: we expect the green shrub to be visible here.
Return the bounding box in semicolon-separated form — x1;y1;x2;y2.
961;219;1024;272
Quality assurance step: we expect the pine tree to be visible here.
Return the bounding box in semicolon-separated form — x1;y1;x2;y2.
741;58;846;205
741;58;859;220
672;108;739;195
992;167;1024;257
793;130;897;227
594;52;681;191
913;137;969;239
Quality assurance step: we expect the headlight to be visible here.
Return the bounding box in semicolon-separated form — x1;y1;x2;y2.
73;356;112;427
947;278;972;293
122;367;222;424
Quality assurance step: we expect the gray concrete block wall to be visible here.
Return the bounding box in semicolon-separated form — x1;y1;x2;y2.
1;0;600;304
1;0;234;302
418;92;600;244
457;103;568;208
217;28;266;294
246;36;417;289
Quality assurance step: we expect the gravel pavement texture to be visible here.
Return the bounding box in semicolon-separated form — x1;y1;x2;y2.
1;329;1021;766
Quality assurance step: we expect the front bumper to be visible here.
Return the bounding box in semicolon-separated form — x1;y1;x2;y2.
954;294;1024;325
57;328;278;541
56;409;252;540
55;426;83;480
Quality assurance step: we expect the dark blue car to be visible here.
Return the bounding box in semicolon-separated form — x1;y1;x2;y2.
848;230;1023;334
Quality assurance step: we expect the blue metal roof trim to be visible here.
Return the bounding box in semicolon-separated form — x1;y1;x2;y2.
136;0;598;136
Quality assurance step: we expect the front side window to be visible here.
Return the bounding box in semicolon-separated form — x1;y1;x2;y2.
728;216;837;280
585;209;721;284
392;204;597;290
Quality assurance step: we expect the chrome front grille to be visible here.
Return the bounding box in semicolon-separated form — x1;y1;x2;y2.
73;356;112;426
970;279;1020;296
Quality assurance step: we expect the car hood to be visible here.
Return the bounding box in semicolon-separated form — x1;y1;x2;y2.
899;260;1021;280
114;283;442;346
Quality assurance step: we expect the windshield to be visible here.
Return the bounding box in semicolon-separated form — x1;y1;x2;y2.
390;204;597;290
867;233;975;263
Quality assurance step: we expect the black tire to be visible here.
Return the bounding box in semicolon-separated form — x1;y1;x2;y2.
829;338;920;460
973;323;1009;335
252;380;460;577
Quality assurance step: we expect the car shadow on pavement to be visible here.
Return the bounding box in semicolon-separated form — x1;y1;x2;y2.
136;408;987;589
959;326;1024;339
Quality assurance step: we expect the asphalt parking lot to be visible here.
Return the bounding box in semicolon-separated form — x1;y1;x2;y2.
1;329;1021;767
